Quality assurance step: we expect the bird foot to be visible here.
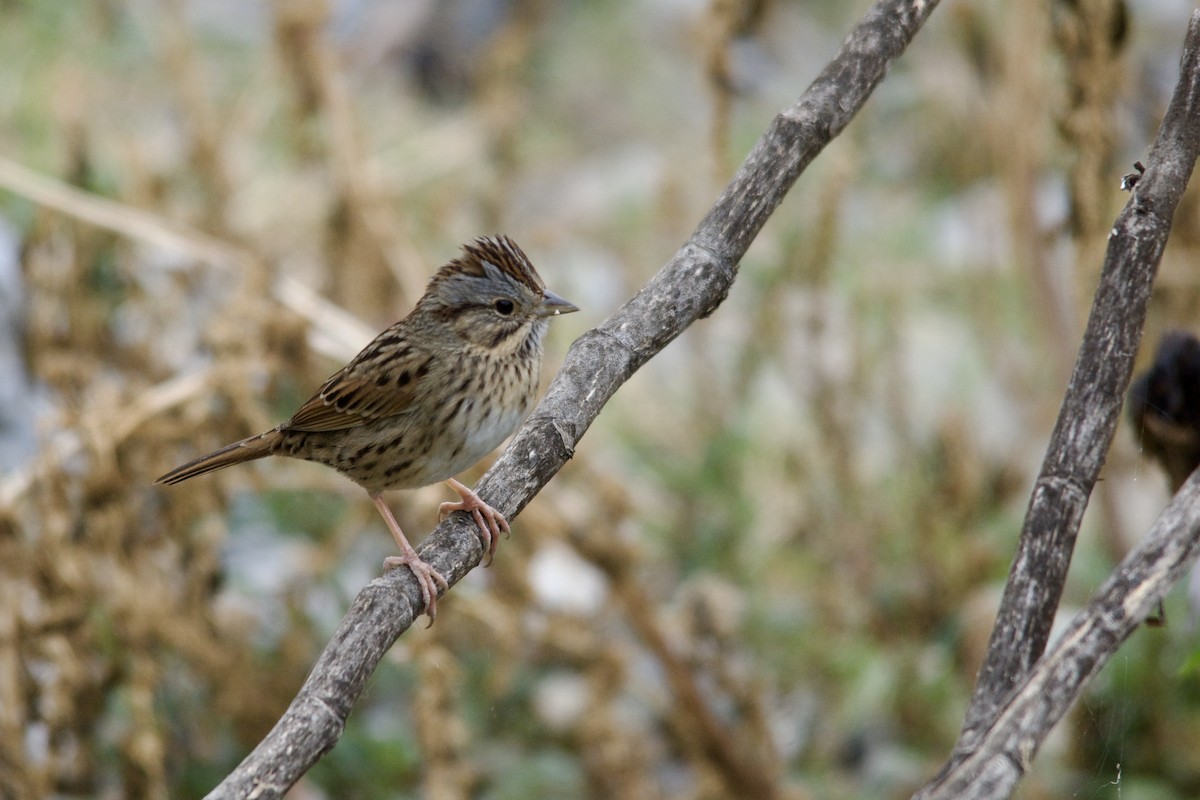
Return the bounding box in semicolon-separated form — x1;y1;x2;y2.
383;551;450;626
441;478;510;566
370;492;448;625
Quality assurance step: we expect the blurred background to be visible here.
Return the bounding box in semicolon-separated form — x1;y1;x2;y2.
3;0;1200;798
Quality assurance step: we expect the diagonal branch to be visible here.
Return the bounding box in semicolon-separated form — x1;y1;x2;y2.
204;0;942;796
917;469;1200;800
954;5;1200;741
917;10;1200;797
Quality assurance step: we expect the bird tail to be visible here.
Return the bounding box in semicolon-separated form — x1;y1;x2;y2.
155;431;277;485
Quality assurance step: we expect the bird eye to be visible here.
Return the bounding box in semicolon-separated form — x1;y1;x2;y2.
494;299;515;315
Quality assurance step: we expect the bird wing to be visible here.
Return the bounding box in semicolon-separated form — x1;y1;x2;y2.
283;337;434;433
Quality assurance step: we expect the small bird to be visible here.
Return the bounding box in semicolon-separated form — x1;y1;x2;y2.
1127;329;1200;627
1128;329;1200;492
156;235;577;622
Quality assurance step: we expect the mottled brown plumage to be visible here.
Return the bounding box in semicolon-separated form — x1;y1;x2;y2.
156;235;577;621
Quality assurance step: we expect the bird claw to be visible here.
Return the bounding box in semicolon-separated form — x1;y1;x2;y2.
440;481;510;567
384;552;449;626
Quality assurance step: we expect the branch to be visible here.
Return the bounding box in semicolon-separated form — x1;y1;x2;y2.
917;470;1200;800
916;9;1200;796
205;0;942;796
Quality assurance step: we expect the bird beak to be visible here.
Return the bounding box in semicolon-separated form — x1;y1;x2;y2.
538;289;579;317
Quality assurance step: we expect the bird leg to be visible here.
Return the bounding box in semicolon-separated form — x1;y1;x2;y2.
371;492;448;624
439;478;510;566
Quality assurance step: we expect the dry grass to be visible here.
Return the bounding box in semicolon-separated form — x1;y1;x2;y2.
3;1;1200;798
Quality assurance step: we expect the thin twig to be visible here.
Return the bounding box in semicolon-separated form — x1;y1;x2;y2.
0;154;373;363
204;1;942;796
0;155;247;270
